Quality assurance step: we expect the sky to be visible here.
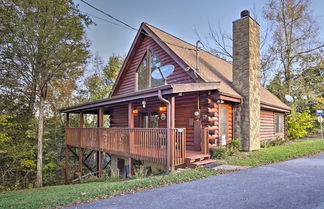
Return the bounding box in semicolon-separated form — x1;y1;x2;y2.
75;0;324;60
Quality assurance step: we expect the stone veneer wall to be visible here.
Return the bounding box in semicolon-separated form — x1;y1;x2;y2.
232;14;261;151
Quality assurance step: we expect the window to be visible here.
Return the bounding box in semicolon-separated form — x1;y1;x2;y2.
150;112;159;128
219;105;227;140
140;112;159;128
136;50;165;90
150;53;164;88
275;114;284;133
137;54;148;90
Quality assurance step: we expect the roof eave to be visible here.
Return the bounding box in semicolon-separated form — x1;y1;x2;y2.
261;102;291;113
60;82;221;113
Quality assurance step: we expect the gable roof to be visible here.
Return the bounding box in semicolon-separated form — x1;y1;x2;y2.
143;23;290;112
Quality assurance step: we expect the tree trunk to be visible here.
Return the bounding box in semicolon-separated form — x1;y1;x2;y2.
36;95;45;187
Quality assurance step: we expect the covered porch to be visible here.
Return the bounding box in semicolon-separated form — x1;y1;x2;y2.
61;83;231;181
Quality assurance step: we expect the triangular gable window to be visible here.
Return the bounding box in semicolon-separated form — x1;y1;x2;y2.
136;50;165;90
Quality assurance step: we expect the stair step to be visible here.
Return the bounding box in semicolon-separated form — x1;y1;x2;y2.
188;159;217;168
185;153;210;161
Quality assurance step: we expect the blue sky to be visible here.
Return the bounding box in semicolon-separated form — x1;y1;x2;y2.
75;0;324;60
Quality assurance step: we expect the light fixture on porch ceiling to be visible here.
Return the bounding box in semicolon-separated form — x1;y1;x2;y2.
216;99;224;104
142;99;146;108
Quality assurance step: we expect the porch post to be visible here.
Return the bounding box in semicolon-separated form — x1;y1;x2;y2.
65;113;70;184
170;96;175;171
65;145;69;184
171;97;175;129
78;148;83;177
166;101;172;171
128;103;134;176
80;112;84;128
78;112;84;176
98;108;104;177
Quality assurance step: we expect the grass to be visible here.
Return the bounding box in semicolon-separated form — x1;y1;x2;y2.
217;138;324;166
0;168;229;209
2;138;324;209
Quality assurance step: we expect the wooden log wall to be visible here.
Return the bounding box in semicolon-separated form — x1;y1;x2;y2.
113;34;195;96
206;96;233;145
109;104;128;127
260;110;284;141
174;92;209;150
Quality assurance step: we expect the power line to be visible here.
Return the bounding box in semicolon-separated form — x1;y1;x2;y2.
83;12;131;30
80;0;138;31
80;0;197;51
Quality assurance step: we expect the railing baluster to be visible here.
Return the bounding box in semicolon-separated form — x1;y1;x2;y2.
66;127;186;167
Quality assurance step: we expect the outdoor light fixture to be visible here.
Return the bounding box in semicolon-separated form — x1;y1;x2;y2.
159;106;167;112
142;99;146;108
216;99;224;104
132;109;139;114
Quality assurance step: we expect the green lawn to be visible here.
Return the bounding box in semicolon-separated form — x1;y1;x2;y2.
0;168;229;209
1;138;324;209
218;138;324;166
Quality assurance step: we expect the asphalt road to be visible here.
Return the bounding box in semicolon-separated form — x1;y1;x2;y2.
66;153;324;209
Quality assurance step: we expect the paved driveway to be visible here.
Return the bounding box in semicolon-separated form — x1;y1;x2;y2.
66;153;324;209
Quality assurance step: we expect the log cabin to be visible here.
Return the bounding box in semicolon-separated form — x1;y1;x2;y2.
60;10;290;181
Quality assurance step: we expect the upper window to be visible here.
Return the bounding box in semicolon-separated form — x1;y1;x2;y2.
275;114;284;133
136;50;165;90
137;54;148;90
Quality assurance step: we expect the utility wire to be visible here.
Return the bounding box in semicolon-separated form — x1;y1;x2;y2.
80;0;197;51
83;12;131;30
80;0;138;31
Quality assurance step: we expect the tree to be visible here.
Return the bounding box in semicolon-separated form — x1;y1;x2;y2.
0;0;91;187
84;54;124;101
264;0;323;94
195;16;275;86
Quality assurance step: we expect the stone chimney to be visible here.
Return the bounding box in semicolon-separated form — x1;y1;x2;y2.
232;10;261;151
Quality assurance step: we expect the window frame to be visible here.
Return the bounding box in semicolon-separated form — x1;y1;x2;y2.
275;113;284;134
219;104;228;140
135;49;165;90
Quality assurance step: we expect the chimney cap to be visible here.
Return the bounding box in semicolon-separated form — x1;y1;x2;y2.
241;10;250;18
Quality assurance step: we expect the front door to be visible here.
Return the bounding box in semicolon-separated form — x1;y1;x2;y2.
193;120;202;151
140;111;159;128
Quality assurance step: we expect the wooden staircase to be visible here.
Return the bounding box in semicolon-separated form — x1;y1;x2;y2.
185;151;216;168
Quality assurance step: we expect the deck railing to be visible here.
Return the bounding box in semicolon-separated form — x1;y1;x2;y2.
66;127;186;167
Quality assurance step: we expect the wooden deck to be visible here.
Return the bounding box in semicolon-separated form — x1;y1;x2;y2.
66;127;186;167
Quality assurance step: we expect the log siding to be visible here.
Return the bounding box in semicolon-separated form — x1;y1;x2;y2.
260;110;285;141
113;35;194;96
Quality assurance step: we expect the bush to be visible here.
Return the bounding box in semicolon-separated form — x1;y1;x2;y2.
212;147;229;159
227;140;242;152
212;140;242;159
260;137;286;148
287;111;316;140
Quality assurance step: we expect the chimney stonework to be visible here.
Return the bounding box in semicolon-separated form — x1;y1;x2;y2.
232;12;261;151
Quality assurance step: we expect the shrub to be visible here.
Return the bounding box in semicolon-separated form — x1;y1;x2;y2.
133;165;147;179
287;111;316;140
227;140;242;152
260;137;286;148
212;147;229;159
212;140;242;159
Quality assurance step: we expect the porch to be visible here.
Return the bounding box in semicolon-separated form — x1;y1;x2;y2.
61;83;236;181
66;127;187;168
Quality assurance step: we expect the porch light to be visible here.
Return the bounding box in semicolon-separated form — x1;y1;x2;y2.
133;109;139;114
216;99;224;104
142;99;146;108
159;106;167;112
